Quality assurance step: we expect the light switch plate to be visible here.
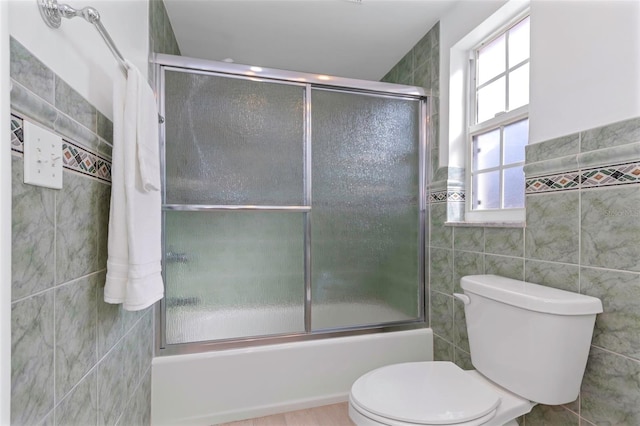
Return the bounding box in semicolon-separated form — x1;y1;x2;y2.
23;121;63;189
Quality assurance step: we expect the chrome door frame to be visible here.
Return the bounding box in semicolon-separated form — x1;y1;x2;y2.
154;54;429;356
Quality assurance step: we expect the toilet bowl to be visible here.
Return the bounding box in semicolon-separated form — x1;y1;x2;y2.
348;361;534;426
348;275;603;426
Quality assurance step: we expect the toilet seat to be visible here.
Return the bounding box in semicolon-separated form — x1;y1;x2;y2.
349;362;502;426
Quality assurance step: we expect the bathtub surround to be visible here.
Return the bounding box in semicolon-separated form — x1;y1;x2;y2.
9;37;153;426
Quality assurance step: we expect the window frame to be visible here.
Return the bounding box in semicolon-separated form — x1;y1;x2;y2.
465;12;530;224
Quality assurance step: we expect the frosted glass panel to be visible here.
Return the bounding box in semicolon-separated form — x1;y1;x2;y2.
503;166;525;208
477;77;505;123
473;170;500;210
164;70;305;205
310;90;421;330
508;63;529;111
509;17;530;67
473;129;501;170
504;119;529;165
164;211;305;343
478;34;506;85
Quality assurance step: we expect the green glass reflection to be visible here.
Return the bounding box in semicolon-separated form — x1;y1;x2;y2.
164;70;305;205
310;89;421;330
164;211;305;344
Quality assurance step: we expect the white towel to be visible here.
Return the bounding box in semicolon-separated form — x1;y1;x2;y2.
105;60;164;311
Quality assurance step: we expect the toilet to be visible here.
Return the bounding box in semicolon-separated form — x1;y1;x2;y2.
349;274;603;426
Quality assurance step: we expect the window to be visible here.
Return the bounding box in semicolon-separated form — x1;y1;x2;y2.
467;15;530;222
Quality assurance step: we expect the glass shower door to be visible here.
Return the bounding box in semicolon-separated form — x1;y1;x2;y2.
162;69;307;344
159;60;426;349
310;89;422;330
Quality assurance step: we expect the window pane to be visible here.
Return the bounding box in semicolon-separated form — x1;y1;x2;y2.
473;128;501;170
504;119;529;165
478;34;506;86
473;170;500;210
503;166;525;208
477;77;506;123
509;17;530;67
508;63;529;110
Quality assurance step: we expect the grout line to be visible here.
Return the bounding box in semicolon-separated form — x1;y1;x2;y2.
578;133;583;300
579;264;640;275
10;270;107;305
40;406;55;425
95;228;100;426
49;306;152;426
63;167;112;186
53;190;58;291
578;130;584;236
591;344;640;364
52;189;58;411
51;357;98;417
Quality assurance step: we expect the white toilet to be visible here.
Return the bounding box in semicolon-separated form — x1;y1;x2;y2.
349;274;603;426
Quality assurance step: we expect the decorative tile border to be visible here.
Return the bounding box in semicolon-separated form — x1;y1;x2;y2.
525;172;580;194
62;140;112;182
11;114;111;183
526;162;640;194
581;162;640;188
430;190;465;203
11;114;24;152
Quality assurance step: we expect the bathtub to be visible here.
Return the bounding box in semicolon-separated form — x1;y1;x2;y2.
151;328;433;425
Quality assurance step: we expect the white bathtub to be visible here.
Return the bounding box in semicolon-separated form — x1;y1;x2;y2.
151;328;433;425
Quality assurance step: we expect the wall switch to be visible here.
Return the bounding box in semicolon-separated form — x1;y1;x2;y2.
23;121;63;189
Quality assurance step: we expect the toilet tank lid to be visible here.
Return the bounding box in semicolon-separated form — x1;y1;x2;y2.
461;275;603;315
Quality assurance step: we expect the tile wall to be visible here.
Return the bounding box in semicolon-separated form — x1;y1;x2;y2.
381;23;439;321
384;20;640;425
149;0;182;62
9;37;153;426
429;116;640;425
381;22;440;186
10;2;180;424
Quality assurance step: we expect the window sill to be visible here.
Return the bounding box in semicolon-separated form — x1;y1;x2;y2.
444;221;525;228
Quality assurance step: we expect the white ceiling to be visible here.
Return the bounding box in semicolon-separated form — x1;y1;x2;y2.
163;0;457;81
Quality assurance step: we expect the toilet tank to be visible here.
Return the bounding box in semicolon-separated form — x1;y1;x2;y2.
459;275;602;405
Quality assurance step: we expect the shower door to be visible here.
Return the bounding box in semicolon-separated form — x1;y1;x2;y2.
311;89;422;330
159;59;426;350
162;70;308;344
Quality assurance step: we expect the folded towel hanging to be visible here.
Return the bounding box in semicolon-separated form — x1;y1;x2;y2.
104;60;164;311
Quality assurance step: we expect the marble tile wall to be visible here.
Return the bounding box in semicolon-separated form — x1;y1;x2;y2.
429;116;640;425
9;37;154;426
383;17;640;426
148;0;181;82
381;22;439;322
382;22;439;180
150;0;181;57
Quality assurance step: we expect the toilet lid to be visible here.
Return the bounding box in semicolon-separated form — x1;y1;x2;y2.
350;361;501;425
